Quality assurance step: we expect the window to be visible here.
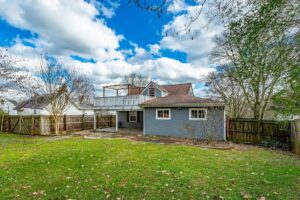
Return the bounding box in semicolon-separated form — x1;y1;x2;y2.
129;111;137;122
156;109;171;120
149;87;155;97
189;108;207;120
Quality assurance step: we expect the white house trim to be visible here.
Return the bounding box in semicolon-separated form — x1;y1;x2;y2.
156;108;171;120
189;108;207;120
141;82;164;96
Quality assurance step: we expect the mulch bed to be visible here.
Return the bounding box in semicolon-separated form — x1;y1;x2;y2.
70;130;257;150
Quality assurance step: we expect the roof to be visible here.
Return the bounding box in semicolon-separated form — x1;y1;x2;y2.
128;86;145;95
139;82;223;107
7;99;18;106
160;83;192;95
14;94;57;110
140;94;224;107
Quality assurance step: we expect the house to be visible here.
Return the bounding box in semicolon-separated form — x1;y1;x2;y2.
0;98;18;115
14;94;94;116
94;82;226;140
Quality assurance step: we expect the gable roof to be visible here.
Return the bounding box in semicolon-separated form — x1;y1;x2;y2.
141;81;168;94
160;83;192;95
14;94;55;110
140;94;224;107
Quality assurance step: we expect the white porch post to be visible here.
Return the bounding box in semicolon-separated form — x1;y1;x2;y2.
116;111;118;132
93;111;97;130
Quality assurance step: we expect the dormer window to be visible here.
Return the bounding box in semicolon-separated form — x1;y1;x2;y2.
149;87;155;97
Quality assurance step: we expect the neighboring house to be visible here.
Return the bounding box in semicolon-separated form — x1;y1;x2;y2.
0;98;18;115
94;82;225;140
14;94;94;116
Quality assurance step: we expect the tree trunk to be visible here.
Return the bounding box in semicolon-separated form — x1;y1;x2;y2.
53;116;61;135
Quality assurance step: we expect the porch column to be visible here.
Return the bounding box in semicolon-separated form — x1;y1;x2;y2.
93;111;97;130
116;111;118;132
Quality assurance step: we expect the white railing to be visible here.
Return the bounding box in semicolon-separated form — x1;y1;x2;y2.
94;95;153;107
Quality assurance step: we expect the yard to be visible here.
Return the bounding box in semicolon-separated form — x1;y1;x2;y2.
0;133;299;200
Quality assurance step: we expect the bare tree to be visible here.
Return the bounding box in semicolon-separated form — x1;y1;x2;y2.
0;49;30;94
31;57;94;135
204;67;247;118
122;72;148;87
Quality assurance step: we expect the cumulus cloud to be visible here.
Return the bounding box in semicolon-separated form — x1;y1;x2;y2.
0;0;123;61
160;5;224;65
0;1;219;97
167;0;187;14
90;0;120;19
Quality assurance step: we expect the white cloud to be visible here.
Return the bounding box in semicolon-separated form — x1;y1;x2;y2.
0;0;123;61
167;0;187;14
0;1;219;97
148;44;161;55
90;0;120;19
160;5;224;65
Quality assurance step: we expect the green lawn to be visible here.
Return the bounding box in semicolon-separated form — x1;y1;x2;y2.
0;134;299;200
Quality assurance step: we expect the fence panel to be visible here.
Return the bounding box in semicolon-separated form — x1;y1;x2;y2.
227;118;290;148
291;119;300;155
0;114;115;135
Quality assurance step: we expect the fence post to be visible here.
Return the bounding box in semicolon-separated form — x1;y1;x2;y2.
81;115;84;130
257;120;261;144
31;115;34;135
39;115;42;135
63;115;67;131
19;116;22;133
0;115;3;132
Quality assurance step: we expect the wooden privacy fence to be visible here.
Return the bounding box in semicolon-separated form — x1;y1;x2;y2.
291;119;300;155
227;118;291;148
0;115;115;135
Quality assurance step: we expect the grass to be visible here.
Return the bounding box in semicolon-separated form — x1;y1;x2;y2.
0;133;299;200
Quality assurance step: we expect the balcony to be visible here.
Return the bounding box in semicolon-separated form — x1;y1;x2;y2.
94;95;154;110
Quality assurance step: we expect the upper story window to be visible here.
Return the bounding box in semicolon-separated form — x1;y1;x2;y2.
156;109;171;120
149;87;155;97
189;108;207;120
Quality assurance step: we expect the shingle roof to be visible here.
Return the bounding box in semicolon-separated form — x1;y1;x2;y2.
160;83;192;95
14;94;56;110
139;82;223;107
140;94;223;107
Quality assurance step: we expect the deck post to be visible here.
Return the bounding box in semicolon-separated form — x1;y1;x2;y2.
116;111;118;133
93;111;97;130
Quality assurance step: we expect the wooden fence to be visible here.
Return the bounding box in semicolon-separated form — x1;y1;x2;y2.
226;118;291;149
0;115;115;135
291;119;300;155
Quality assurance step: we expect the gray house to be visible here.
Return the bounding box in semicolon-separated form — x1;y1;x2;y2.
94;82;225;140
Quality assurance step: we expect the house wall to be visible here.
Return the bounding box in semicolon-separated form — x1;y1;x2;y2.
117;111;143;129
141;83;163;97
17;104;93;116
144;107;225;140
0;100;17;115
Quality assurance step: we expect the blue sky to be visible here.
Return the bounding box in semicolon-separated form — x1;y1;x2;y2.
0;0;222;96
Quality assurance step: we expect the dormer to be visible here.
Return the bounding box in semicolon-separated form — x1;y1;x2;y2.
141;82;168;97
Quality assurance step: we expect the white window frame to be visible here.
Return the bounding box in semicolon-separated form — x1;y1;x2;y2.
189;108;207;120
129;111;137;122
156;109;171;120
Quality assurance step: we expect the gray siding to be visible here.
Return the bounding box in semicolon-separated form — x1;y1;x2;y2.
141;84;162;97
144;107;225;140
117;111;143;129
